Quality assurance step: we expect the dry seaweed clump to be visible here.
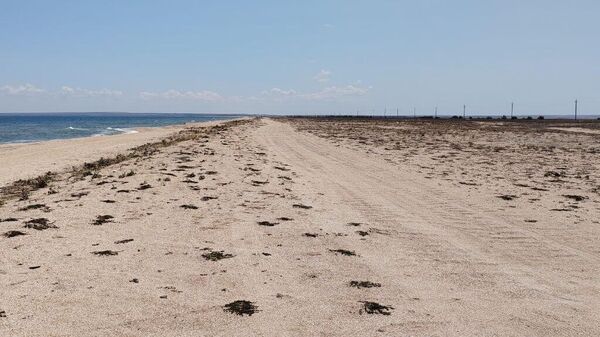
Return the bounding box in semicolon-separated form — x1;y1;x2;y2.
3;230;26;238
180;204;198;210
349;281;381;289
0;171;55;202
223;300;259;316
329;249;357;256
92;215;114;226
23;218;57;230
359;301;393;315
257;221;279;227
19;203;51;212
202;251;234;261
92;250;119;256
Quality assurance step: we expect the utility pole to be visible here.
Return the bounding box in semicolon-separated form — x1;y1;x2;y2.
574;99;578;120
463;105;466;119
510;102;514;118
435;106;438;119
384;107;387;118
396;108;399;118
413;107;416;119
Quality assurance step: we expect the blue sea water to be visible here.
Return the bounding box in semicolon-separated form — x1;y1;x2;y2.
0;113;243;144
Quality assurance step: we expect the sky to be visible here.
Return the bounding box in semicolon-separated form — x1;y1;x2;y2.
1;0;599;115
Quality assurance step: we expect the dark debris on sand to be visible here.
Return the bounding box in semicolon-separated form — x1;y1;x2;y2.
137;182;152;190
497;194;518;201
223;300;259;316
115;238;134;244
3;230;26;238
563;194;587;202
359;301;393;315
0;217;18;222
92;215;114;226
202;251;234;261
251;180;269;186
91;250;119;256
350;281;381;289
23;218;57;230
292;204;312;209
19;203;51;212
70;191;89;198
180;204;198;210
257;221;279;227
329;249;357;256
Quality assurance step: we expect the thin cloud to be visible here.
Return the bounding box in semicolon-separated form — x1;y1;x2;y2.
301;85;371;100
260;84;371;101
261;88;297;96
0;83;45;95
61;86;123;97
313;69;332;83
139;89;222;101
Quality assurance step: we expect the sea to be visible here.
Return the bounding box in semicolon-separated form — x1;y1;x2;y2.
0;113;244;144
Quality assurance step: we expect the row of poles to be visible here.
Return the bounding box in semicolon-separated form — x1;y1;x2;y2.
364;100;581;120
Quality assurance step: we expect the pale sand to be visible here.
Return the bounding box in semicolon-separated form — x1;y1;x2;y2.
0;126;179;186
0;120;232;186
1;118;599;336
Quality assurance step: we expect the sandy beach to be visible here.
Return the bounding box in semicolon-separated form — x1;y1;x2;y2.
0;120;230;186
1;117;599;336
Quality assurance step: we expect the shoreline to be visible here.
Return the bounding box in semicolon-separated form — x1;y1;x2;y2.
0;124;176;148
0;118;244;187
0;118;232;147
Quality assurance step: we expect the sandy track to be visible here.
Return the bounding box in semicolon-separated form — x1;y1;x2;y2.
253;119;600;336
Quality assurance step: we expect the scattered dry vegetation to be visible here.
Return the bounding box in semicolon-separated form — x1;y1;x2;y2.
0;119;251;207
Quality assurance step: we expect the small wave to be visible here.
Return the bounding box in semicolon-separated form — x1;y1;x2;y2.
2;139;37;144
91;127;138;138
106;127;139;134
67;126;89;131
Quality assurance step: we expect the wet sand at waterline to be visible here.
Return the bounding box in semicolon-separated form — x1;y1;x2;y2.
1;117;599;336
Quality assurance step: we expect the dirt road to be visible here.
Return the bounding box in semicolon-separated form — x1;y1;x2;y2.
252;119;600;336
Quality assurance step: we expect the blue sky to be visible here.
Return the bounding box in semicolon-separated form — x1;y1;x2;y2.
1;0;599;115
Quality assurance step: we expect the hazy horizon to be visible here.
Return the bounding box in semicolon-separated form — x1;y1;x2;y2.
1;1;599;115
